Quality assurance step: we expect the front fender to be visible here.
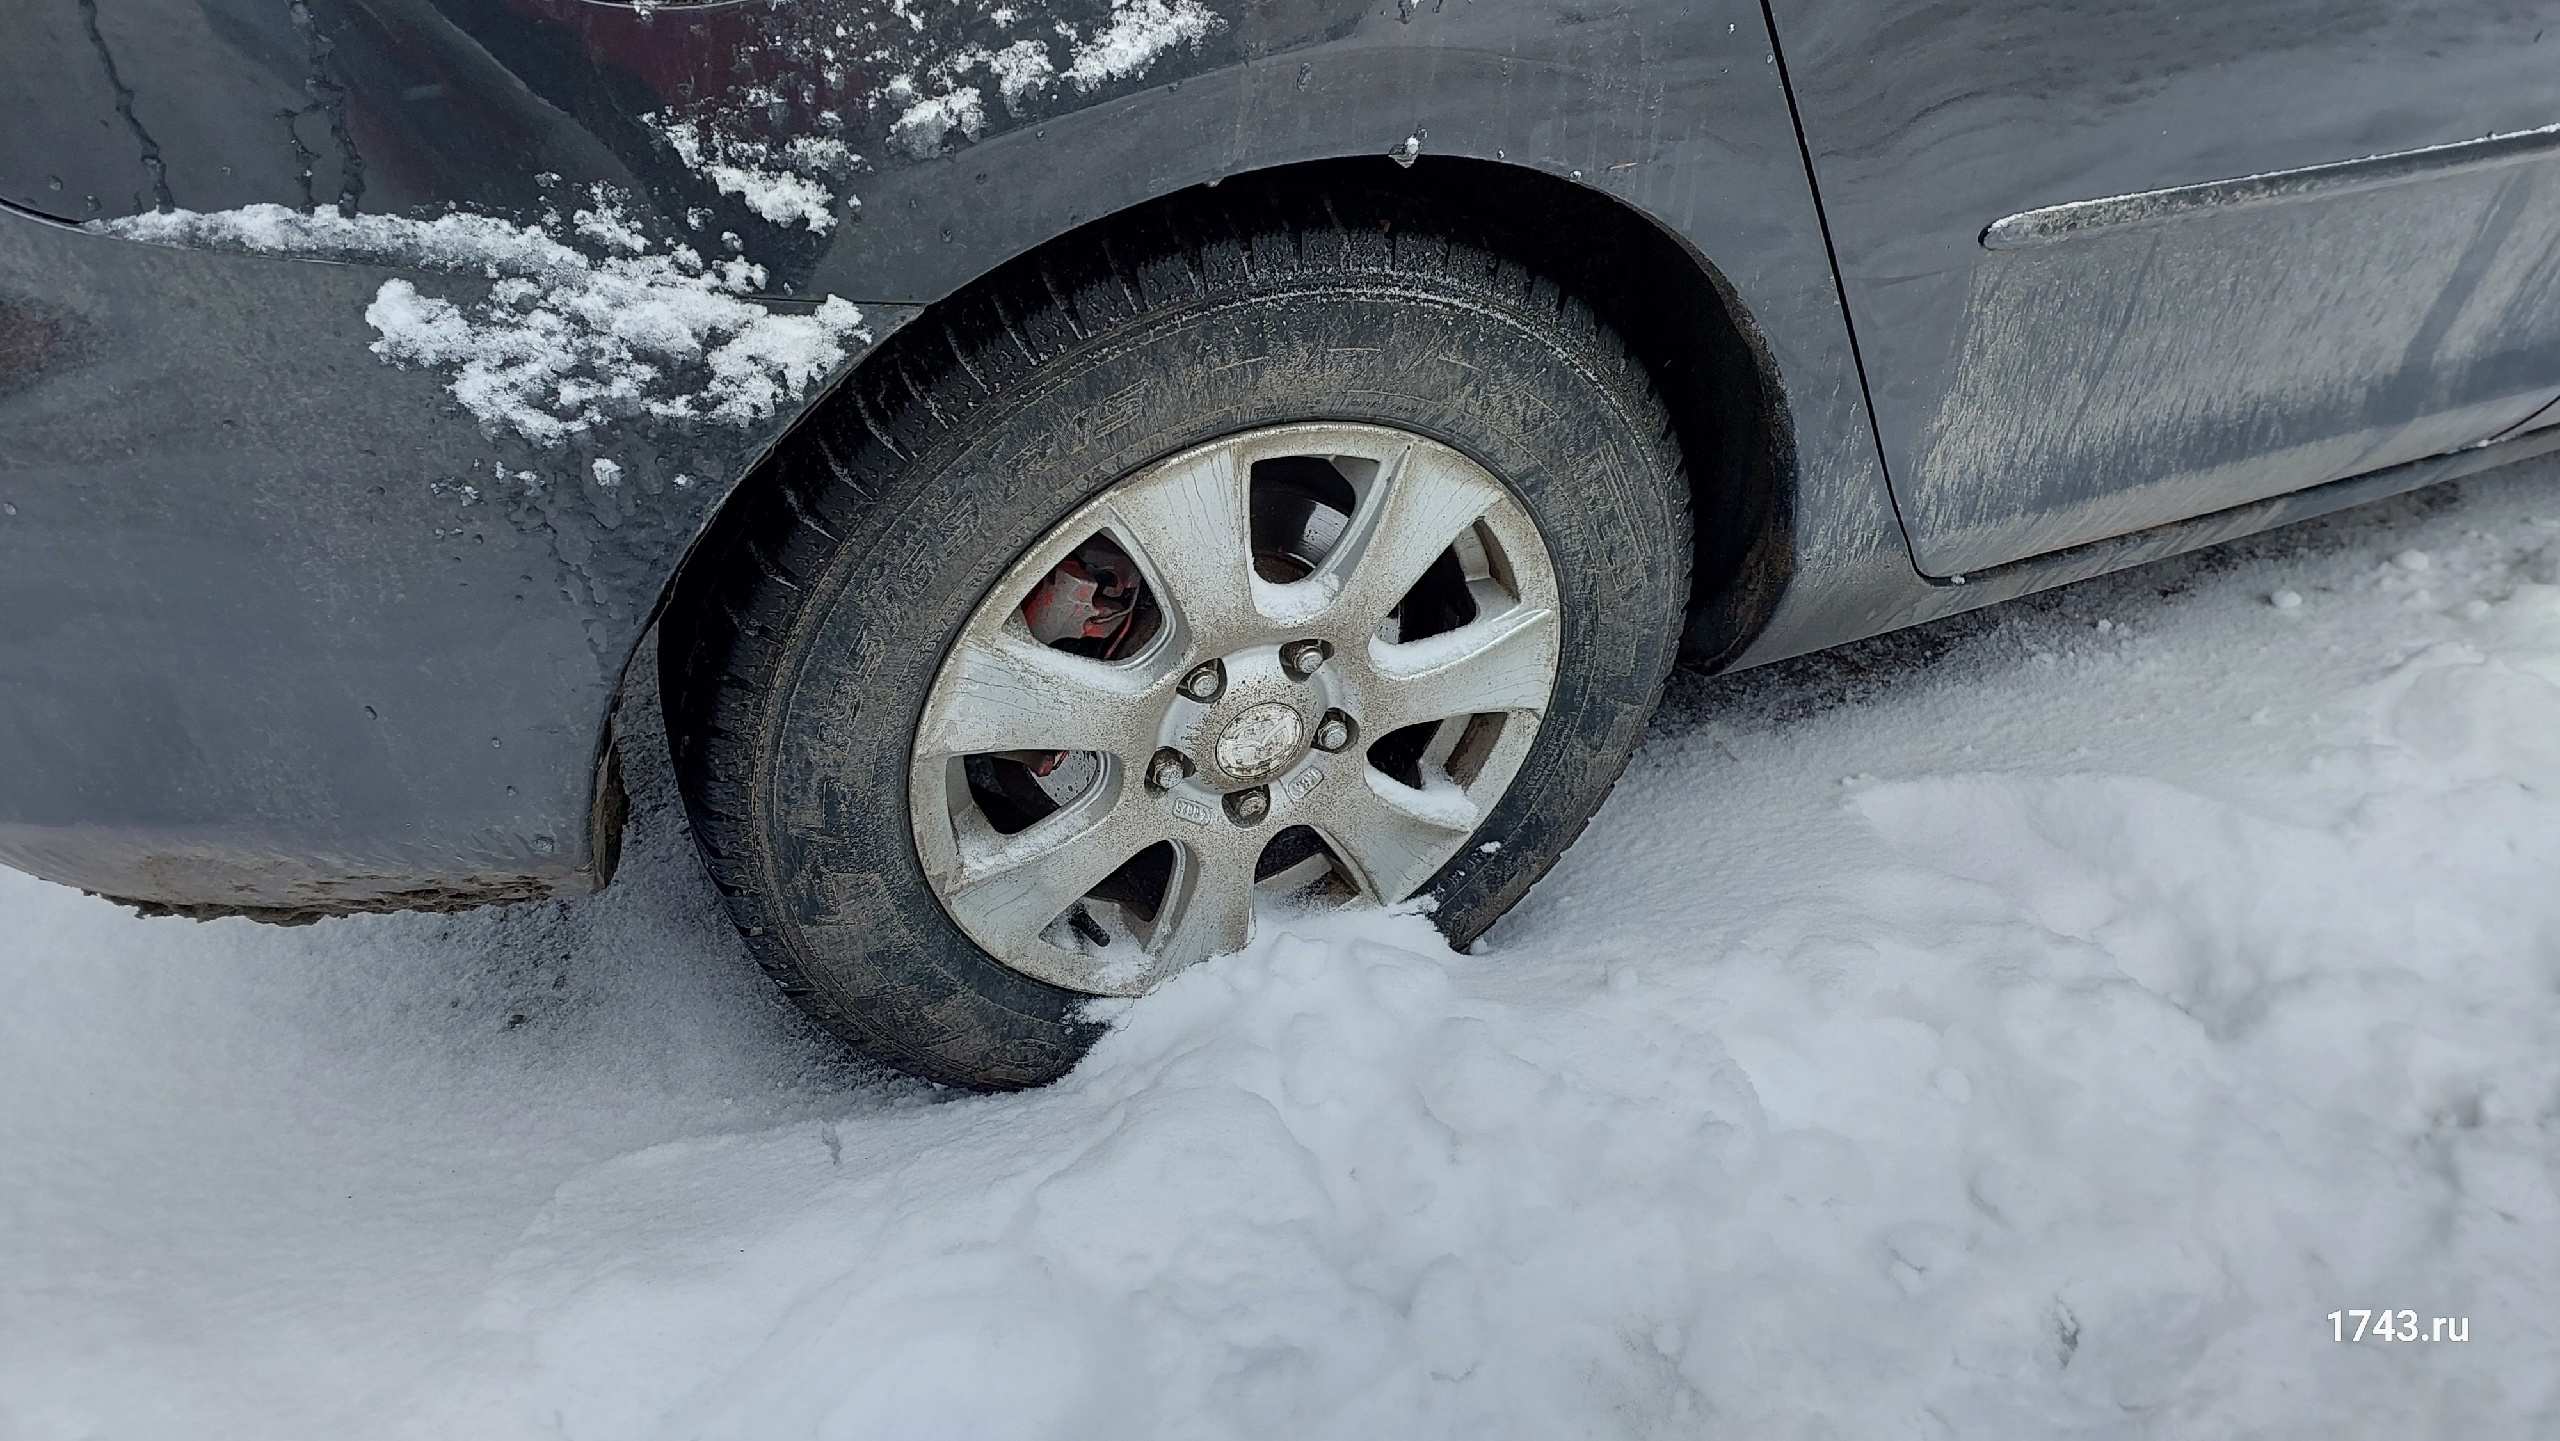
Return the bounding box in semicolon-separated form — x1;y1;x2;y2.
0;0;1891;914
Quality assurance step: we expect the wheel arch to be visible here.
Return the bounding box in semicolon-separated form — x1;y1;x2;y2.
629;157;1797;800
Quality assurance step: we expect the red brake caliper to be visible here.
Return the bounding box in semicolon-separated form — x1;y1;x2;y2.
1016;540;1143;776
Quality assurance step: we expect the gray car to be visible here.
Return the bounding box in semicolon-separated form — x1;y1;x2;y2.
4;0;2555;1086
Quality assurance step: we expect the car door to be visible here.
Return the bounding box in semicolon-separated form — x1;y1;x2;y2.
1767;0;2560;577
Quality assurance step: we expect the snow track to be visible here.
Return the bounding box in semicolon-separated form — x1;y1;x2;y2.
7;462;2559;1438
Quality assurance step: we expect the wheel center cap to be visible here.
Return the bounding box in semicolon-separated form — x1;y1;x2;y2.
1214;701;1305;781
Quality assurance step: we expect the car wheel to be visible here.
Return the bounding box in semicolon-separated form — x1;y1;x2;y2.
662;188;1692;1089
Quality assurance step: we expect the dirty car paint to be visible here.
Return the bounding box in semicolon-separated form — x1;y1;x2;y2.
0;0;1880;914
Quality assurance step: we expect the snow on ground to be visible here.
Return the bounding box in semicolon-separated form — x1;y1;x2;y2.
8;463;2560;1439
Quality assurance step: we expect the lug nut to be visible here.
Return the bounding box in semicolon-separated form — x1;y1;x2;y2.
1180;660;1225;702
1314;711;1355;753
1225;787;1269;824
1147;749;1190;791
1281;639;1329;679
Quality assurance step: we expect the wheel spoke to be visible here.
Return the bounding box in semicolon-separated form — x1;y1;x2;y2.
1312;445;1510;631
940;783;1152;951
1366;604;1559;730
1107;445;1258;645
1316;771;1479;904
1257;849;1335;898
916;623;1159;759
1146;839;1260;970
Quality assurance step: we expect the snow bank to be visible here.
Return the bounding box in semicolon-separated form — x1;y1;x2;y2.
100;202;868;445
7;466;2560;1436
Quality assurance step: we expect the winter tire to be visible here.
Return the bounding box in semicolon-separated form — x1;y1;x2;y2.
663;186;1692;1089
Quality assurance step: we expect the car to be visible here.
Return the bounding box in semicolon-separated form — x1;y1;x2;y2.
4;0;2555;1088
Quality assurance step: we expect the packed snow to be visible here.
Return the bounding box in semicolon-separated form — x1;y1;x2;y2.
7;464;2560;1437
646;116;851;231
868;0;1223;143
1061;0;1223;89
640;0;1220;185
888;84;990;157
986;37;1062;101
99;201;870;445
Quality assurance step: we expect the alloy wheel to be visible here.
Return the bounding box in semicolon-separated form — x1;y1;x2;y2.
907;423;1562;995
